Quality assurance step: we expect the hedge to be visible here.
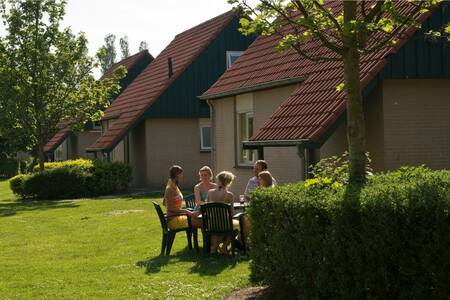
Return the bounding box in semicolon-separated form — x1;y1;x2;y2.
249;166;450;299
10;159;132;200
32;158;93;172
0;158;26;179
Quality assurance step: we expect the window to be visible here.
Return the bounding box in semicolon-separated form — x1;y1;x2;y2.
226;51;244;69
200;125;212;151
237;112;256;164
91;121;102;131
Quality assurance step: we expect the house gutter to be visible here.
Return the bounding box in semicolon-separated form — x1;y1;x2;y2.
206;99;216;173
199;76;305;100
243;139;313;149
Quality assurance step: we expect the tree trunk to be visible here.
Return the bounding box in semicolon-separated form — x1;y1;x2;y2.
342;1;366;185
38;135;45;172
343;48;366;184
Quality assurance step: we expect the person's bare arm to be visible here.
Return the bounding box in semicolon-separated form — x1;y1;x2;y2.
194;184;205;206
226;191;235;215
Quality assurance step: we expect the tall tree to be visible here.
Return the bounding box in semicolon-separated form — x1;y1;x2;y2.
0;0;125;171
119;35;130;59
138;40;148;51
231;0;441;184
99;33;116;74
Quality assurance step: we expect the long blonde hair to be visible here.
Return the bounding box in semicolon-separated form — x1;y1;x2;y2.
216;171;235;189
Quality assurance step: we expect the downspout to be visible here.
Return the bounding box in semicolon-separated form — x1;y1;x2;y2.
206;99;216;174
297;145;306;181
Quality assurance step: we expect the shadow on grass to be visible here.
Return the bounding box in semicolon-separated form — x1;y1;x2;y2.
136;247;249;277
0;200;79;217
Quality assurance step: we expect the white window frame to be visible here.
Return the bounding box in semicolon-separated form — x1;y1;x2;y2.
226;51;244;69
200;125;212;151
237;111;256;165
91;120;102;132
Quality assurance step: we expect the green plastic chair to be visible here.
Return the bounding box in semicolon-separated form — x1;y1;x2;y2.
184;194;196;211
152;201;197;255
200;202;245;256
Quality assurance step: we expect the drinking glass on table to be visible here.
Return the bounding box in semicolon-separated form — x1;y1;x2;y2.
239;194;245;205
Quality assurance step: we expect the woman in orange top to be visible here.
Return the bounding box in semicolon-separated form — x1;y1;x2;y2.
163;165;197;229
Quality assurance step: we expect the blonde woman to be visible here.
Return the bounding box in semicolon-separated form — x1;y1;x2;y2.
207;171;239;254
163;165;197;229
193;166;216;211
258;170;274;188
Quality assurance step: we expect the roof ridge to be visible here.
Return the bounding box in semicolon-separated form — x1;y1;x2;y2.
174;10;235;39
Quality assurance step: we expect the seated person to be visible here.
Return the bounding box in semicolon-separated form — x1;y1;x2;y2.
241;170;275;249
193;166;217;211
258;170;274;188
206;171;239;254
244;160;277;199
163;165;199;229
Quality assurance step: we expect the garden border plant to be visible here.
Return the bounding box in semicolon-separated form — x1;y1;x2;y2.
248;160;450;299
9;159;132;200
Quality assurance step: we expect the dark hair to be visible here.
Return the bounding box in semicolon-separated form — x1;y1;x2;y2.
258;171;273;187
256;160;268;170
169;165;183;180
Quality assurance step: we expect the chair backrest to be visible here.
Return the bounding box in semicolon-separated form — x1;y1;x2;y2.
152;201;167;231
184;194;196;210
201;202;233;234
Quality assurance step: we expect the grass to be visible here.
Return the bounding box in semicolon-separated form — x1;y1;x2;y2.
0;180;250;299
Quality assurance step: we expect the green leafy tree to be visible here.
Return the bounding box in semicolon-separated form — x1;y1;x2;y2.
0;0;125;171
230;0;441;184
119;35;130;59
138;40;148;51
99;33;116;74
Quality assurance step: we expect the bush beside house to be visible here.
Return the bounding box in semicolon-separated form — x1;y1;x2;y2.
10;159;132;200
249;166;450;299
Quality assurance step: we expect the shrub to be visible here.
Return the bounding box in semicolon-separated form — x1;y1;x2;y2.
23;167;90;199
9;174;28;197
88;160;132;195
249;167;450;299
11;159;132;200
32;158;93;173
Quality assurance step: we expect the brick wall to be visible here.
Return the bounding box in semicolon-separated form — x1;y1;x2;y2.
383;79;450;170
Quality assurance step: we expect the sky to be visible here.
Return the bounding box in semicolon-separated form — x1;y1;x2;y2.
63;0;237;60
0;0;258;77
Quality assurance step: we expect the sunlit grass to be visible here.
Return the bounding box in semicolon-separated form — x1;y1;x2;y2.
0;180;250;299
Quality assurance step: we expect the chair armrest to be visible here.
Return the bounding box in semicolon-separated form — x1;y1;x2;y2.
232;212;246;220
166;213;189;218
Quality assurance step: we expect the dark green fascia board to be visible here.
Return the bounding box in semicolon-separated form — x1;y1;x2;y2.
198;76;305;100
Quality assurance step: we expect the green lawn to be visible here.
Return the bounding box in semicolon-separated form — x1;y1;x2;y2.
0;180;250;299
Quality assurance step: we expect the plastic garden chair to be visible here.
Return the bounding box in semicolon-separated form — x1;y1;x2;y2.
184;194;196;211
200;202;245;256
152;201;197;256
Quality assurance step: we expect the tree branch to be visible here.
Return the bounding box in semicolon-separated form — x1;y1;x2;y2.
263;0;344;54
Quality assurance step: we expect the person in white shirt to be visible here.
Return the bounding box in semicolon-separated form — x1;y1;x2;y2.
244;160;277;198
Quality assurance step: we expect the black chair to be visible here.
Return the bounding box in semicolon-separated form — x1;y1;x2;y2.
152;201;196;256
200;202;245;256
184;194;196;211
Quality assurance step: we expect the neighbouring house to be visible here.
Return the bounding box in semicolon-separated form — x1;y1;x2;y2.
44;50;153;162
201;3;450;195
86;11;256;189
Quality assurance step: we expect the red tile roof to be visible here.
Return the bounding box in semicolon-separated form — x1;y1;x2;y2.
87;10;237;152
101;50;152;80
43;126;72;153
44;50;152;153
202;3;431;143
